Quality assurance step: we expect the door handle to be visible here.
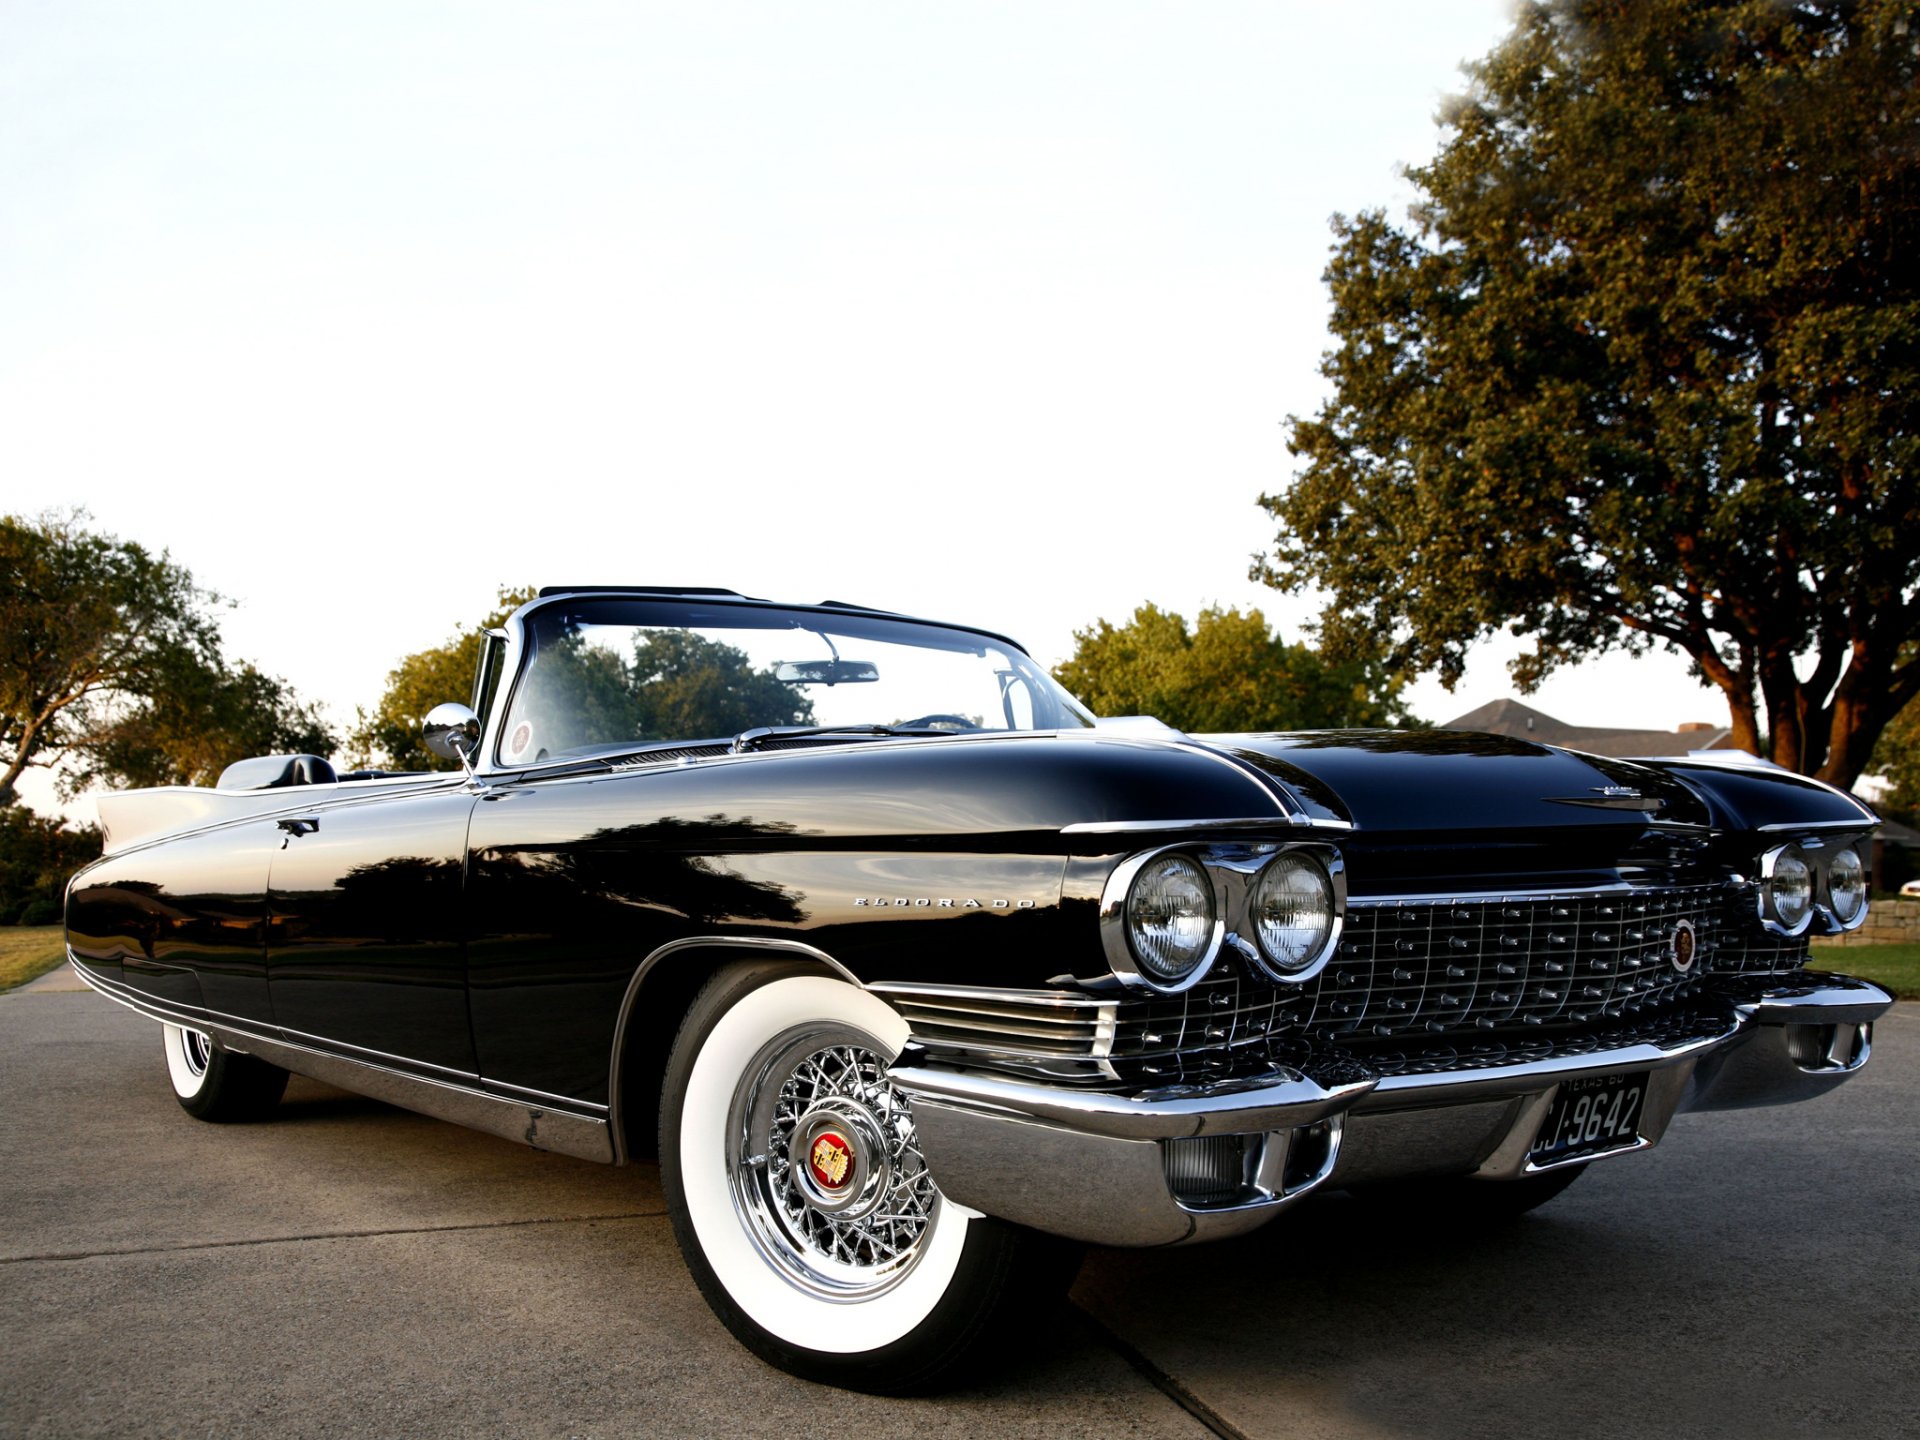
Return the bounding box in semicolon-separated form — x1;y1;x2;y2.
276;818;321;837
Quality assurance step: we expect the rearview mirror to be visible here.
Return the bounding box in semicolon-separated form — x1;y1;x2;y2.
774;659;880;685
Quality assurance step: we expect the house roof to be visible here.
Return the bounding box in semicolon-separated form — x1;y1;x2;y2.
1442;699;1905;830
1440;698;1736;758
1873;814;1920;849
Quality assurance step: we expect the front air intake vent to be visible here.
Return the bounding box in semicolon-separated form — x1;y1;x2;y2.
1164;1134;1249;1207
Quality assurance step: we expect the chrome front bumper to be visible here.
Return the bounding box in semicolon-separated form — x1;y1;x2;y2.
886;975;1893;1248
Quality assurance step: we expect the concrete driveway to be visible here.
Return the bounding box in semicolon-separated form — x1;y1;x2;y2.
3;975;1914;1440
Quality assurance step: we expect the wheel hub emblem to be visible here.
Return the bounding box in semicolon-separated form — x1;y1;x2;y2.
1671;919;1697;974
808;1131;854;1189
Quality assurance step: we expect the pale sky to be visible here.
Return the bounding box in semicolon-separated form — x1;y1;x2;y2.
2;2;1730;817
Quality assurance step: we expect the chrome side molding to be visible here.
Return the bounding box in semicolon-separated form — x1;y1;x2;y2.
70;957;613;1164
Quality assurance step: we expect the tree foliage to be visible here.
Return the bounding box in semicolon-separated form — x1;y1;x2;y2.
1259;0;1920;787
1052;604;1418;732
510;628;813;756
1;511;335;801
350;587;537;771
518;633;642;753
0;806;100;925
78;660;334;792
1871;688;1920;826
629;630;815;741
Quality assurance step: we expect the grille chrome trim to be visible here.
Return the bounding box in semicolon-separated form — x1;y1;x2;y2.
1352;881;1641;904
1324;885;1728;1039
871;983;1118;1078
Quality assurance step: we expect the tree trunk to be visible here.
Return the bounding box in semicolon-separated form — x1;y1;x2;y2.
1818;643;1920;792
1758;650;1805;775
0;759;27;808
1723;695;1764;760
1684;639;1765;758
1819;692;1881;791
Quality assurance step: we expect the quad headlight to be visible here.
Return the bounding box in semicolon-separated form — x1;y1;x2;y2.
1824;845;1867;928
1757;839;1871;936
1099;842;1344;992
1249;850;1339;978
1758;843;1814;935
1123;852;1218;985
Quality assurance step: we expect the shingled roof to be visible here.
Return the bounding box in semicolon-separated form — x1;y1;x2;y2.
1441;698;1738;758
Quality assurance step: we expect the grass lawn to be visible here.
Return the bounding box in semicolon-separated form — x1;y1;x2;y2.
0;926;67;993
1811;942;1920;1000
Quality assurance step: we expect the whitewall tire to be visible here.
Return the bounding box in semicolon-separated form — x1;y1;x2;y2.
162;1023;289;1122
659;961;1080;1392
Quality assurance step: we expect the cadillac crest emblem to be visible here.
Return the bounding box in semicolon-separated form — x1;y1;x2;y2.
1671;919;1698;974
809;1132;853;1189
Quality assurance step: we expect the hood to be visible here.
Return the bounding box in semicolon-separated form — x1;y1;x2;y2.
1191;730;1716;892
1202;730;1712;834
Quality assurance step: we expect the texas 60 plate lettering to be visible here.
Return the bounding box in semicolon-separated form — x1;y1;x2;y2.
1532;1072;1647;1164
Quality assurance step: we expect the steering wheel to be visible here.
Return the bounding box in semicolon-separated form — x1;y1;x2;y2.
895;713;981;732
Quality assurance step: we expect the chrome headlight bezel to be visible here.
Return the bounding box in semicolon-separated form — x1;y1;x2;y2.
1756;842;1814;937
1244;848;1345;983
1755;836;1873;937
1098;841;1345;993
1818;843;1869;932
1100;846;1224;992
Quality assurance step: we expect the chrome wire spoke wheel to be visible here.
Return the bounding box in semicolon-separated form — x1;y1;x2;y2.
181;1027;212;1079
164;1023;214;1096
729;1026;941;1300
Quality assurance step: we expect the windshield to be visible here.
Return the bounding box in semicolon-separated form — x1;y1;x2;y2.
495;598;1094;766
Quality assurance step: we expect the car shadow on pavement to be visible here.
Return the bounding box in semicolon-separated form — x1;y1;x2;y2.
1073;1137;1913;1440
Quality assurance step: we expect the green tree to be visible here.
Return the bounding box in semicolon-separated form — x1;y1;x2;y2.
629;630;814;740
77;660;334;790
1;511;334;802
1052;604;1417;732
0;807;101;924
511;634;644;756
1258;0;1920;789
350;587;535;770
1871;690;1920;827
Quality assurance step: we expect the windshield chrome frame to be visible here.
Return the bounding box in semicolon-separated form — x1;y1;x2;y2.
474;589;1089;779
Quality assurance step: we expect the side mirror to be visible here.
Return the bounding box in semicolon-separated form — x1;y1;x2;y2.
423;702;484;787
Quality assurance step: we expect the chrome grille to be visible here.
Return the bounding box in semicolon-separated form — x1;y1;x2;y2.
1106;883;1804;1082
1107;978;1311;1080
1321;885;1729;1039
1712;925;1809;976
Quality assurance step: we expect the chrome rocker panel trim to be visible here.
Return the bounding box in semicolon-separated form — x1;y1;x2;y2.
889;976;1892;1249
70;956;614;1164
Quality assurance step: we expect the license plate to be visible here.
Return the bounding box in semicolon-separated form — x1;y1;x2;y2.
1530;1072;1648;1163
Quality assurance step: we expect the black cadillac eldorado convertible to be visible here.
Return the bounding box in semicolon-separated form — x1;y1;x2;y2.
65;587;1890;1390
